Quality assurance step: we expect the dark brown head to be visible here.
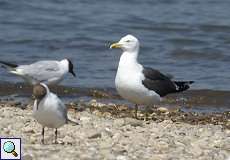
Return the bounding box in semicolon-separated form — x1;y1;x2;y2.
67;59;76;77
33;84;47;100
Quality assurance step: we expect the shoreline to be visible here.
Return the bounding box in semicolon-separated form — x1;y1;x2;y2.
0;82;230;113
0;101;229;160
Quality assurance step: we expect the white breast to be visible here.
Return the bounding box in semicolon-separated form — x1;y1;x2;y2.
33;93;66;128
115;53;161;105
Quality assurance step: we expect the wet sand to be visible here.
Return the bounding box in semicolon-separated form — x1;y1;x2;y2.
0;82;230;112
1;82;230;104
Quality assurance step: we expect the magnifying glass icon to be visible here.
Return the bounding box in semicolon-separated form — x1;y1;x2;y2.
3;141;18;157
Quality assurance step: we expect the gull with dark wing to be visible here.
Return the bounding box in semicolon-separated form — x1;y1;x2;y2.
110;35;194;119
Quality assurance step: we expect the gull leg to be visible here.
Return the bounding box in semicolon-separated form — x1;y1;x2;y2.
113;104;119;116
144;106;149;121
41;127;45;144
134;104;138;119
55;128;58;144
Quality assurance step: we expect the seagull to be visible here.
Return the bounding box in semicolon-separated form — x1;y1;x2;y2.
110;35;194;119
32;83;78;144
0;59;76;85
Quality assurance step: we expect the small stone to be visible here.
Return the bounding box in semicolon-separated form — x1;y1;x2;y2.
113;133;121;140
22;154;33;160
4;128;10;134
116;155;128;160
156;141;169;150
162;119;173;124
124;118;143;127
103;112;112;118
93;110;103;117
88;132;102;139
30;136;37;144
23;127;35;134
157;107;169;113
80;116;91;123
63;135;74;144
179;132;186;136
89;99;97;105
114;119;125;127
103;128;113;137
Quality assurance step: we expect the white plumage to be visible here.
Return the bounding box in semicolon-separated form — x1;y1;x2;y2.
32;83;79;144
115;51;161;106
0;59;76;85
33;83;67;129
110;34;193;119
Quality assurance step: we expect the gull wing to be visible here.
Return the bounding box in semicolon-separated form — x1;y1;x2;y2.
142;67;177;97
17;61;63;83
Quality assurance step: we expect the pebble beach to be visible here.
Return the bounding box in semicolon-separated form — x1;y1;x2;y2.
0;98;229;160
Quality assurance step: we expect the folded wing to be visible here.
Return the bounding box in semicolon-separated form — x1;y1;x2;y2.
142;67;193;97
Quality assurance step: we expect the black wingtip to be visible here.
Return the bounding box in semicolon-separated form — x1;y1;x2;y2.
174;81;194;92
0;61;18;68
188;81;194;84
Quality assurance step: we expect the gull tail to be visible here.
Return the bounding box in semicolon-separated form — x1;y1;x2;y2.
67;119;79;125
0;60;18;69
174;81;194;92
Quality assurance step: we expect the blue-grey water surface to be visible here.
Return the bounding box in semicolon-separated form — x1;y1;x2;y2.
1;0;230;90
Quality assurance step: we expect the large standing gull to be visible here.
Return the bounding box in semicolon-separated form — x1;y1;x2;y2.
110;35;194;119
0;59;76;85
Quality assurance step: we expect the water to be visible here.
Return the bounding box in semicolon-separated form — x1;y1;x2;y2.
0;0;230;90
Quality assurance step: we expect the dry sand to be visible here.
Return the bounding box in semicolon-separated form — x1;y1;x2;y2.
0;101;229;160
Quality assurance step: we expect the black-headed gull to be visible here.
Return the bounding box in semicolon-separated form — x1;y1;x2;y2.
0;59;76;85
33;83;78;144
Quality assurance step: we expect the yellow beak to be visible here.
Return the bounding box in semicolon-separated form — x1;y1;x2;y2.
110;43;122;49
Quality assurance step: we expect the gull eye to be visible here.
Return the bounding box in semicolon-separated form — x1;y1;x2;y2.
126;40;131;42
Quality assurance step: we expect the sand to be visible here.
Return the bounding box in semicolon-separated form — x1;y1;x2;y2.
0;100;229;160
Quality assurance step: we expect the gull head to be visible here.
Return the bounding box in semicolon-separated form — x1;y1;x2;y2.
110;34;140;52
66;59;76;77
33;83;47;100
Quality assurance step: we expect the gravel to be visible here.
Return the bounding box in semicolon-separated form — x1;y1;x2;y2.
0;104;229;160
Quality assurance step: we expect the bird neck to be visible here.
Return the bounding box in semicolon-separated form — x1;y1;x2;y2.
119;51;139;68
60;60;69;73
40;83;50;94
